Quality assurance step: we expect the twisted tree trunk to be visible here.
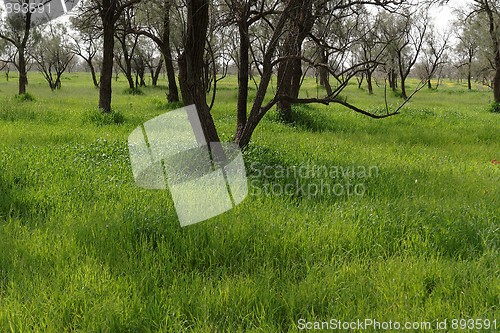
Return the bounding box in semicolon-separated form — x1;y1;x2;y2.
178;0;220;144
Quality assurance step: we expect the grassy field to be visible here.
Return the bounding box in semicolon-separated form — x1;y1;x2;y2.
0;72;498;332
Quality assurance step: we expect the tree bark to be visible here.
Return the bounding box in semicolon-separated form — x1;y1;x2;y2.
151;58;162;86
18;47;27;94
237;71;274;148
234;0;293;148
318;49;332;96
400;76;407;99
117;32;138;90
163;48;179;102
357;73;364;89
97;0;142;111
178;0;220;144
276;52;295;122
467;63;472;90
18;12;32;95
367;71;373;95
87;59;99;88
484;0;500;102
494;67;500;102
99;16;115;112
161;5;179;103
125;65;135;89
236;56;277;148
235;22;249;140
276;0;314;122
389;68;397;91
399;55;408;99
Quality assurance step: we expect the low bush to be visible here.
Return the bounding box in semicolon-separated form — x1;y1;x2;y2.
82;108;125;125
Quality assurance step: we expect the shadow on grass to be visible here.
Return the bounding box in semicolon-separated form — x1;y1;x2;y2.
68;142;491;296
0;172;30;221
0;173;12;221
289;104;336;132
0;169;49;223
0;104;37;122
268;104;392;135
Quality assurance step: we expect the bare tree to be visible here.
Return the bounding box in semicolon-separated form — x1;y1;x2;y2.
219;0;282;138
471;0;500;101
81;0;142;112
0;2;39;94
233;0;412;147
134;0;179;102
0;0;77;94
0;40;17;82
171;0;446;149
353;8;386;94
115;8;140;90
381;7;429;99
131;37;152;88
275;0;315;122
30;24;75;90
455;16;480;90
135;37;162;87
70;14;102;88
419;25;449;89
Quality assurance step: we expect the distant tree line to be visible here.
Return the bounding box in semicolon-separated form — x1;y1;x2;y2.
0;0;497;148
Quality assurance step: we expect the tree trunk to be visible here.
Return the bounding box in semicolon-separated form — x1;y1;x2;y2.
483;0;500;102
357;73;364;89
367;71;373;95
87;59;99;88
234;0;300;148
99;18;115;112
318;49;332;96
467;62;472;91
389;69;397;91
400;76;407;99
178;0;220;145
161;9;179;103
237;108;265;149
139;67;146;87
152;58;163;86
494;66;500;102
237;70;274;147
125;61;135;89
118;35;136;90
276;55;295;122
236;67;276;148
276;0;314;122
399;60;408;99
235;23;249;140
55;76;62;89
18;47;27;94
162;46;179;103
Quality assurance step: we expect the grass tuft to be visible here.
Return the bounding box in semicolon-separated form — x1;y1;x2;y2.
124;87;144;95
14;92;35;101
82;108;125;126
487;101;500;113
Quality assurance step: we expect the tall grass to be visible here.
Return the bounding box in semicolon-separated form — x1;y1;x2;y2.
0;73;498;332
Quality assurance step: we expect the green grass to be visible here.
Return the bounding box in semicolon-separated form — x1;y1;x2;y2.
0;73;498;332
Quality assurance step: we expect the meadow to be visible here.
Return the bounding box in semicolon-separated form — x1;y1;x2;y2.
0;72;498;332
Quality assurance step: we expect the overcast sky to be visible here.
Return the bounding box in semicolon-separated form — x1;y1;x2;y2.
432;0;470;32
